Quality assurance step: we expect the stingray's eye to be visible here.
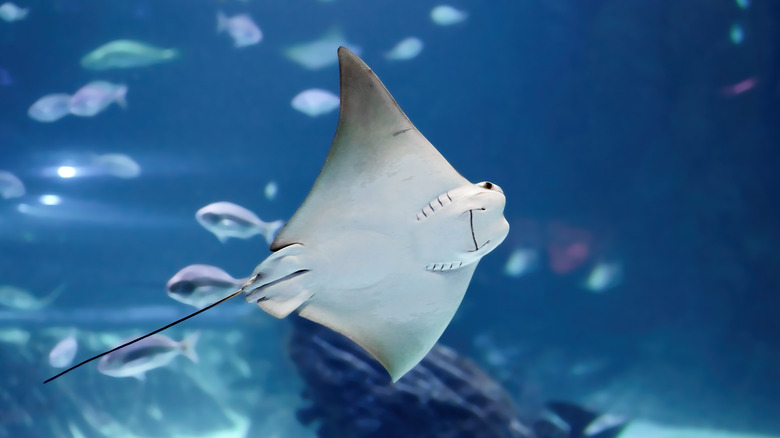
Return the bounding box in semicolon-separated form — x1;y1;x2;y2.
478;181;503;194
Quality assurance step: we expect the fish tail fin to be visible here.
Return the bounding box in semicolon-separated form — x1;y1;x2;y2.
42;283;67;306
546;401;598;436
115;85;128;109
545;401;627;438
180;331;200;363
19;8;29;19
216;11;229;33
164;48;180;60
263;220;285;246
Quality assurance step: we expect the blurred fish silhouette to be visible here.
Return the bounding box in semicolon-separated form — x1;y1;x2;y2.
46;47;509;384
0;2;28;22
68;81;128;117
0;67;12;86
97;332;199;380
430;5;468;26
384;37;424;61
28;93;71;123
48;335;78;368
216;11;262;48
90;153;141;179
0;283;66;310
291;88;340;117
536;401;627;438
284;28;360;70
80;40;179;71
166;264;247;309
583;260;622;292
0;170;25;199
195;201;284;244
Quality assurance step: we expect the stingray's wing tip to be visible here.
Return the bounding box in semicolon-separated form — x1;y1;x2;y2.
388;368;406;383
370;345;424;384
337;46;364;69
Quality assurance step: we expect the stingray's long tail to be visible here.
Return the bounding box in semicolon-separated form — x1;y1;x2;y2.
43;275;260;384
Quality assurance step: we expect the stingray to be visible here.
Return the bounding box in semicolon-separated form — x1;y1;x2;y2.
46;47;509;384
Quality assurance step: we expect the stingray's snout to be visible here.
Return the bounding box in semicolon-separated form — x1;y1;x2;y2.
464;186;509;257
461;182;507;216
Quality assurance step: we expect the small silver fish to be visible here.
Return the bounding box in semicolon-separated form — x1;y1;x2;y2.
583;260;623;292
97;332;199;380
91;153;141;178
81;40;179;71
166;264;246;309
28;93;71;122
0;328;29;345
284;28;360;70
384;37;424;61
49;335;78;368
69;81;127;117
264;181;278;201
0;170;25;199
216;11;262;48
0;283;65;310
430;5;467;26
291;89;340;117
503;247;538;278
0;2;28;22
195;201;283;244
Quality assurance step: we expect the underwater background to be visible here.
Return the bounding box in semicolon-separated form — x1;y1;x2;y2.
1;0;779;437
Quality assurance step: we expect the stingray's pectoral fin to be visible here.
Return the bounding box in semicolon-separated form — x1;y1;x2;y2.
244;243;313;318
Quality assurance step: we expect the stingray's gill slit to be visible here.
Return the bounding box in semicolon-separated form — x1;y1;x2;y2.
425;261;464;272
416;190;457;221
42;274;261;384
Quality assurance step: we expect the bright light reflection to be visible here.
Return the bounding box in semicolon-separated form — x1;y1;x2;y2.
39;194;62;206
57;166;77;178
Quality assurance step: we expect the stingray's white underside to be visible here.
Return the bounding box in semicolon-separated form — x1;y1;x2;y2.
244;47;508;381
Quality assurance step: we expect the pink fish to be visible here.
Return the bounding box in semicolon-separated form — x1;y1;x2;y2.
547;223;593;274
68;81;127;117
721;77;757;97
217;11;262;48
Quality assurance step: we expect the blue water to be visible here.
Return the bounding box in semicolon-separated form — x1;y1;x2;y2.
1;0;779;437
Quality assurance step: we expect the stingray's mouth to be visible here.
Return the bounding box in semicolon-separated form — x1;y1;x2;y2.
466;208;490;253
